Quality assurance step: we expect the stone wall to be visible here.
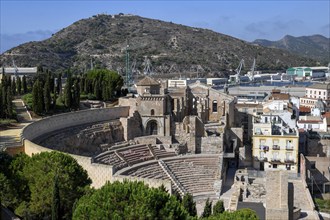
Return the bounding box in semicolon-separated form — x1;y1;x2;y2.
113;175;172;193
266;171;289;220
24;139;114;188
201;136;222;154
21;108;131;188
22;107;130;141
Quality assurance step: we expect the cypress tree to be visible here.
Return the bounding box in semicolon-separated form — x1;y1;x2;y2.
44;80;51;113
52;174;60;220
11;77;16;96
1;84;7;118
64;77;72;109
50;73;55;93
6;87;13;118
0;84;3;118
201;198;212;218
213;200;225;215
182;193;197;217
56;73;62;95
72;79;80;110
22;75;27;94
16;76;22;95
32;80;43;114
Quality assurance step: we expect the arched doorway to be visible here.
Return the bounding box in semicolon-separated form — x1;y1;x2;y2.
146;120;158;135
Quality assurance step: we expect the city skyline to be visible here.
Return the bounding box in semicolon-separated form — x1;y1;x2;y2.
1;0;329;53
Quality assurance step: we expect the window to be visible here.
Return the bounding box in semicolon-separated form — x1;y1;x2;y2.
212;100;217;112
151;109;155;116
319;91;321;95
273;164;278;168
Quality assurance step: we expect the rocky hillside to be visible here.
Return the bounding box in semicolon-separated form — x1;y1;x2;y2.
253;35;329;64
0;14;318;77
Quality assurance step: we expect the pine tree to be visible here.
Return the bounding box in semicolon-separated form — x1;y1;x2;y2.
16;76;22;95
52;174;60;220
64;76;72;109
44;80;51;113
201;198;212;218
182;193;197;217
213;200;225;215
22;75;27;94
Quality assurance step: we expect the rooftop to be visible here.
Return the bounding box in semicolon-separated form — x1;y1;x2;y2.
307;83;330;90
136;76;160;86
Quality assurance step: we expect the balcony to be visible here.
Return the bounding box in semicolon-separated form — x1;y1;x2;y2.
285;158;295;164
259;157;268;162
286;146;294;151
271;158;281;163
272;145;280;150
259;145;269;151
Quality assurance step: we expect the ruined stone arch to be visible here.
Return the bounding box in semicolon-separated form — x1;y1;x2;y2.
146;120;158;135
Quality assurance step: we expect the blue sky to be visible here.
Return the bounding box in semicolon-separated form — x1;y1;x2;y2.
1;0;329;53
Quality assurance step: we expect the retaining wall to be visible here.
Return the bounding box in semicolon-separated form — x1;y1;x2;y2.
22;107;129;141
22;107;130;188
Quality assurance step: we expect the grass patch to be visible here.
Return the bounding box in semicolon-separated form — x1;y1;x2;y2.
315;198;330;213
0;119;17;125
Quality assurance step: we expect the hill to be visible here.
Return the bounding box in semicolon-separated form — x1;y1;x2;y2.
0;14;318;77
253;35;329;63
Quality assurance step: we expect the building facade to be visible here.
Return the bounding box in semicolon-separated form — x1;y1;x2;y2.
252;115;299;172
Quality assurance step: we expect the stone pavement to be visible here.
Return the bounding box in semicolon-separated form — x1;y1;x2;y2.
0;99;33;150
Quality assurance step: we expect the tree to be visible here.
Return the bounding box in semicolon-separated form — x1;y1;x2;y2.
213;200;225;215
44;79;51;113
0;84;4;118
182;193;197;217
21;151;91;219
73;181;188;220
22;75;27;94
6;87;13;118
52;174;60;220
16;76;22;95
56;73;62;94
205;208;259;220
202;198;212;218
64;76;72;109
32;79;44;114
11;78;16;96
72;79;80;110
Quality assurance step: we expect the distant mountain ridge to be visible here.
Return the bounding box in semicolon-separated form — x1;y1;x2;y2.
253;35;329;63
0;14;318;76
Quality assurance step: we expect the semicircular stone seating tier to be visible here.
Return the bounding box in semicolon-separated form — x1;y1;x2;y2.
117;155;221;196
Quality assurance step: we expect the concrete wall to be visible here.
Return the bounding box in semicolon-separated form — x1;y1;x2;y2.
22;107;130;141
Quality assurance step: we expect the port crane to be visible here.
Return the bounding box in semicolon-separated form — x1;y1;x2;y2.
247;58;256;82
229;59;244;84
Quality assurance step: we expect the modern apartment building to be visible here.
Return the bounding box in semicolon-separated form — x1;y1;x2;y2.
252;114;299;172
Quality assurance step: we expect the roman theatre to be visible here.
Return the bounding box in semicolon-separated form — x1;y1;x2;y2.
21;76;243;199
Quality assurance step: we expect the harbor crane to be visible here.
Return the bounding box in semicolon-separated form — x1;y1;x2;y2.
233;59;244;84
248;58;256;81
